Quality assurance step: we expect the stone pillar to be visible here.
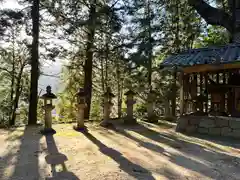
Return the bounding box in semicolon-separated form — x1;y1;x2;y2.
40;86;57;135
74;88;86;131
43;103;55;129
76;104;85;128
100;87;115;127
147;90;157;123
124;90;136;124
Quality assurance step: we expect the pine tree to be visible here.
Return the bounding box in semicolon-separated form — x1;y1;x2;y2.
28;0;40;125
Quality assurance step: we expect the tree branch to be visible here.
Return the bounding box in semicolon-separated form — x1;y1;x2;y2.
188;0;233;32
0;67;12;75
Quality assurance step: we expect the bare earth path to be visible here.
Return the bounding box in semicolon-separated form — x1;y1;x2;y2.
0;121;240;180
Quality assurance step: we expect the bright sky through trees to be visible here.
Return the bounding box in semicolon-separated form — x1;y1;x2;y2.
1;0;62;94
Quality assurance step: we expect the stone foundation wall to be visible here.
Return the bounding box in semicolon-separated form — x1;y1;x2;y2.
176;116;240;138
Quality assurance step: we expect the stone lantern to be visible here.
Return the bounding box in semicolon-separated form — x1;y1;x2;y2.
40;86;57;134
73;88;87;131
100;87;115;127
124;90;136;124
147;90;158;123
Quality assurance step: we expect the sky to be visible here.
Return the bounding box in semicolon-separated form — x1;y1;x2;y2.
1;0;63;94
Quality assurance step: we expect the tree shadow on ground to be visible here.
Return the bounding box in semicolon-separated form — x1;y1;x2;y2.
112;128;165;154
111;123;240;179
0;125;42;180
191;133;240;149
141;120;176;129
82;130;156;180
44;134;79;180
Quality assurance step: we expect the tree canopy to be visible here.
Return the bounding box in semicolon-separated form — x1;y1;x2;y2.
0;0;234;125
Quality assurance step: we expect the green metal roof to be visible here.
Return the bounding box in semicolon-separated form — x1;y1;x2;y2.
161;44;240;67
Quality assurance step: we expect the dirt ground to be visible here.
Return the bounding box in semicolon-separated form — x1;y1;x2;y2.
0;121;240;180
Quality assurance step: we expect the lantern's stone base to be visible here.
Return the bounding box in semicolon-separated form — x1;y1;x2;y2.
45;172;79;180
45;153;67;165
124;118;136;125
100;121;115;128
73;125;87;132
176;115;240;138
40;128;56;135
146;114;158;123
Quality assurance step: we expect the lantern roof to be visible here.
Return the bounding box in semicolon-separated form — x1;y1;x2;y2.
124;89;136;95
104;87;115;97
40;86;57;99
149;89;157;94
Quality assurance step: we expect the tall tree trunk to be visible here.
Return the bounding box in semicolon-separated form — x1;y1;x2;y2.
146;0;153;89
84;1;96;119
10;66;24;126
116;58;122;118
9;30;15;124
171;0;180;117
28;0;40;125
105;35;109;89
101;57;105;93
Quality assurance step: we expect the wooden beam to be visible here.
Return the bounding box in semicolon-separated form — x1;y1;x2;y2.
183;63;240;73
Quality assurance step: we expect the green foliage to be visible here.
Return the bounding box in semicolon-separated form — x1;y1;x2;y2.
90;94;102;121
194;26;229;48
0;8;30;125
135;103;147;118
37;100;44;123
0;0;232;124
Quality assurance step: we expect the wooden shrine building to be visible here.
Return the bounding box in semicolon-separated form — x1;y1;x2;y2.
161;44;240;117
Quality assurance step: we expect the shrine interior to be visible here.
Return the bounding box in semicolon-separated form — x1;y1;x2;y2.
182;68;240;117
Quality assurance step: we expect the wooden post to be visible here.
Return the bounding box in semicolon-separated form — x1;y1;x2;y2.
171;69;177;117
199;73;203;112
220;71;226;112
216;72;219;84
204;73;208;112
227;72;231;113
210;73;214;111
183;74;189;113
180;72;184;116
193;74;198;112
228;71;234;115
217;72;220;111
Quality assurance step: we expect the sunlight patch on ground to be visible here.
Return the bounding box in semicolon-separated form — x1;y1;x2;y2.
54;124;81;137
174;132;240;155
92;127;211;179
0;134;22;179
1;123;239;180
55;130;81;137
